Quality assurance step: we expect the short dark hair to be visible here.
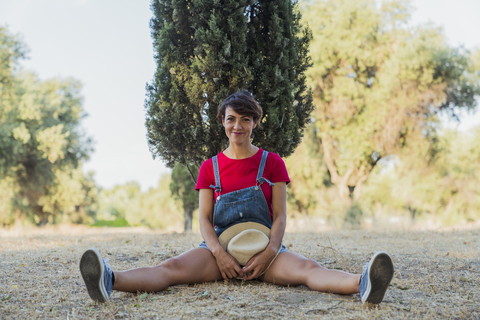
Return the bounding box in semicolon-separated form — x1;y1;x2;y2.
217;90;263;128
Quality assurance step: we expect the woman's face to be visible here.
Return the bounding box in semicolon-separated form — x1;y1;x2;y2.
222;107;257;146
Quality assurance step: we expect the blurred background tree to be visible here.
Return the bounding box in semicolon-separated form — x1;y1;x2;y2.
300;0;480;210
95;175;182;230
170;163;199;232
284;126;332;216
359;128;480;225
0;26;97;226
145;0;314;177
2;1;480;230
96;182;141;227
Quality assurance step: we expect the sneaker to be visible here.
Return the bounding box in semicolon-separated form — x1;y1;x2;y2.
79;248;114;303
359;251;394;304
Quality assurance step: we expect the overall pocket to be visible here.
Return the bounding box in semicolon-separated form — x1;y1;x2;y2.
214;196;258;228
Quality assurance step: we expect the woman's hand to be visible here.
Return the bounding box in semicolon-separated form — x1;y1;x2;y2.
199;189;243;280
242;181;287;281
241;246;277;281
214;249;245;281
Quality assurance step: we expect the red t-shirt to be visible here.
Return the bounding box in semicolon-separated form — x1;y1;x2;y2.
195;148;290;219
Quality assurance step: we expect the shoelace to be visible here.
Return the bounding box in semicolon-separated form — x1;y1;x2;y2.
360;263;369;287
359;263;370;292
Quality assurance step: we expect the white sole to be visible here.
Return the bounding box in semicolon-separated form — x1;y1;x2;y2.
361;251;394;304
79;248;109;303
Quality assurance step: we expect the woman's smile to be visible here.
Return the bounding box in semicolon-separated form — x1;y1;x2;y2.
222;107;257;145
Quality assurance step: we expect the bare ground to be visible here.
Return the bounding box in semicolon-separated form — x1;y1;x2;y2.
0;225;479;319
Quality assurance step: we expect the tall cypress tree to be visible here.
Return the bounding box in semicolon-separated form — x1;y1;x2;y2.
145;0;313;179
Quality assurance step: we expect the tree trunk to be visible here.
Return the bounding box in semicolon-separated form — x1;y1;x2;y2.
337;179;352;205
288;185;308;214
321;132;376;203
184;205;193;232
408;205;417;221
36;205;49;227
445;197;454;213
353;173;369;200
321;132;354;204
14;209;23;229
375;201;383;217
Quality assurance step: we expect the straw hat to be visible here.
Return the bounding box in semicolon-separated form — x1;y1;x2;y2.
218;222;281;273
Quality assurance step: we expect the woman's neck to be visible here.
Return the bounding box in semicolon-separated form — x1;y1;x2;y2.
223;143;259;160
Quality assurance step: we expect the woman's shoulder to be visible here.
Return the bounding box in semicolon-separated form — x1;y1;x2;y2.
199;157;214;170
262;149;284;163
260;149;288;176
263;149;289;181
196;158;214;190
197;158;215;179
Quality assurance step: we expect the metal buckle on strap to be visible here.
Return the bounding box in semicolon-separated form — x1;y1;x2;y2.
209;185;221;193
256;177;275;187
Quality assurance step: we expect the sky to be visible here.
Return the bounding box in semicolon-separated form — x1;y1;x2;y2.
1;0;479;191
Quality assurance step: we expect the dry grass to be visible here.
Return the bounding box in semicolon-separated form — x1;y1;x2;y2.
0;225;479;319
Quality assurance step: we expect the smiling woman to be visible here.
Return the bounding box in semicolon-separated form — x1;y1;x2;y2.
223;111;257;149
80;90;395;306
218;90;263;155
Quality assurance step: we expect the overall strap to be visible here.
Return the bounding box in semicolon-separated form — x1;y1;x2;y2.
209;155;222;193
256;151;275;186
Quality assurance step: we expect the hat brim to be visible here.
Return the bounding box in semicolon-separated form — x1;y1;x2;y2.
218;222;282;276
218;222;271;250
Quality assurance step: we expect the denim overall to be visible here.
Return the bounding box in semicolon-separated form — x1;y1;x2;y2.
199;150;287;254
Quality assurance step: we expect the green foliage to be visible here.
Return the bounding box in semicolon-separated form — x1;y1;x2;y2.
138;174;182;229
281;1;480;226
285;128;358;226
145;0;314;170
0;26;26;91
0;26;96;226
0;177;16;225
97;182;141;221
170;164;199;212
170;163;199;231
97;175;182;230
91;218;130;227
301;0;480;201
361;128;480;224
284;127;331;214
343;202;363;227
285;125;480;226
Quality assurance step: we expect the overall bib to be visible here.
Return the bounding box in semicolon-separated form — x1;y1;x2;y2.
199;150;287;254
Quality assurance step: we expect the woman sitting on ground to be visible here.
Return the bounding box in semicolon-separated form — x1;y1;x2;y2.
79;90;394;305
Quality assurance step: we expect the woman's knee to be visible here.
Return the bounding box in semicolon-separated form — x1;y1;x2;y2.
298;258;323;272
153;250;221;284
158;257;183;272
150;257;187;285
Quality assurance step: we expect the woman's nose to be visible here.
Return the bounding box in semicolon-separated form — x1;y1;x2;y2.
234;120;242;129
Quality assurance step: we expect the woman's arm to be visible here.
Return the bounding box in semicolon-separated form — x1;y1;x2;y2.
266;181;287;253
198;189;222;253
242;182;287;280
198;189;244;280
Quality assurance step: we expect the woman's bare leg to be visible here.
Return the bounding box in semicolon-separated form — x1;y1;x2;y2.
259;252;360;295
113;248;223;293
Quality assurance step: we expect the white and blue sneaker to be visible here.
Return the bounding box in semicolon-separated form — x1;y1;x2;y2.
359;251;394;304
80;248;114;303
